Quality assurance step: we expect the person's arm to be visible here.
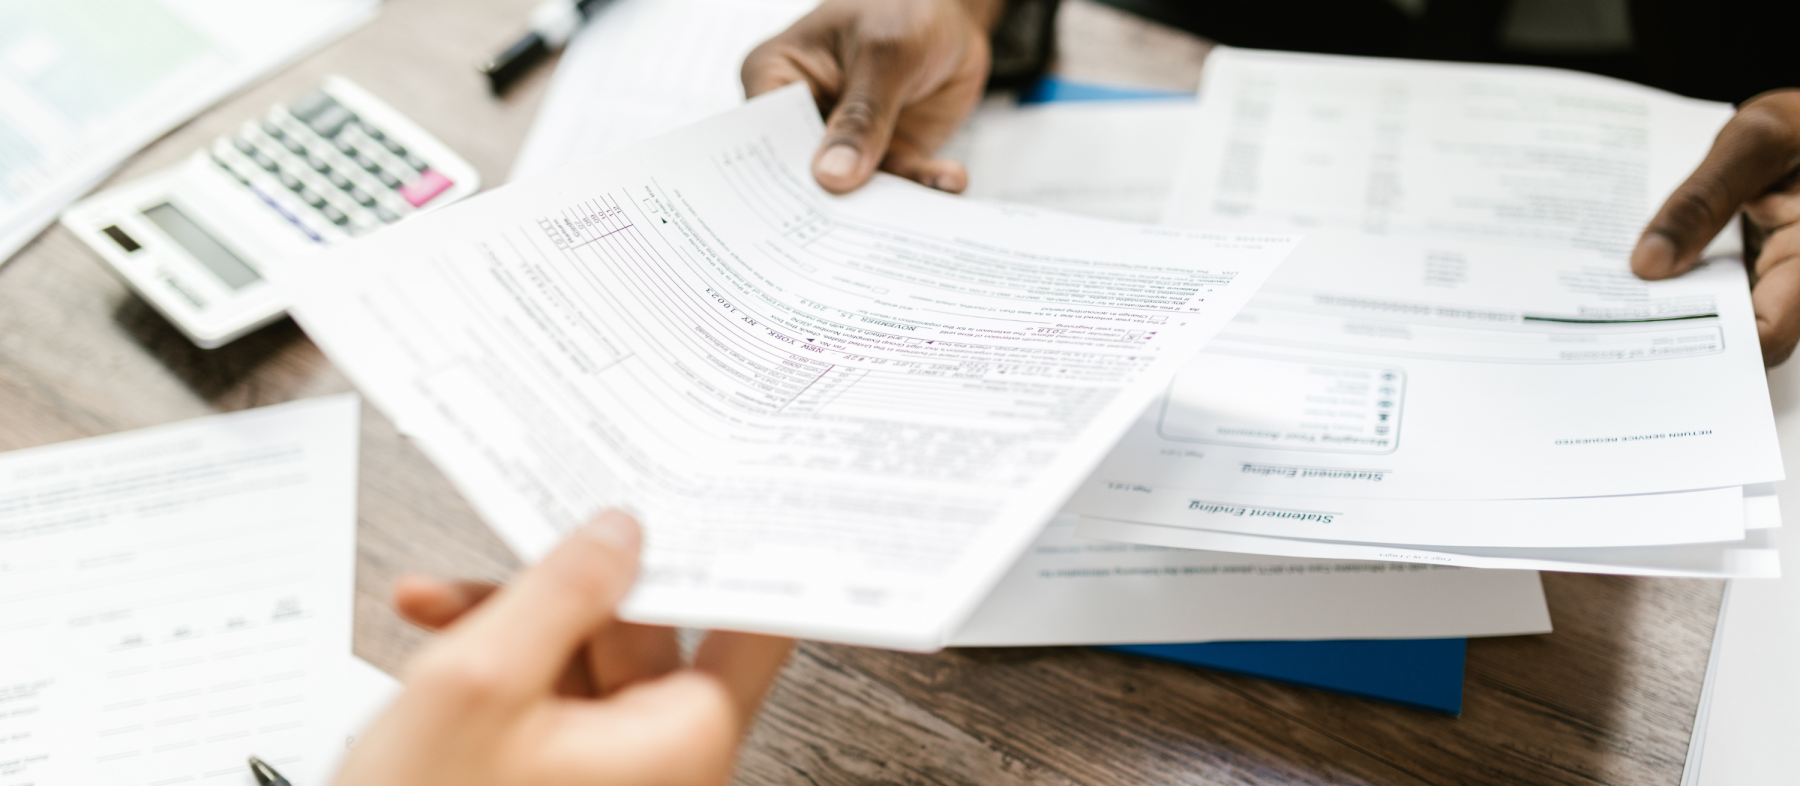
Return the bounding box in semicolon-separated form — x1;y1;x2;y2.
742;0;1006;195
1632;89;1800;364
331;510;793;786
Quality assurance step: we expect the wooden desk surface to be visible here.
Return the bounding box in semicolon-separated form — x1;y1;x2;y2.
0;1;1720;783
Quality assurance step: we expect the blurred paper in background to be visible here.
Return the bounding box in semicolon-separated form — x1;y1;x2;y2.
0;0;378;264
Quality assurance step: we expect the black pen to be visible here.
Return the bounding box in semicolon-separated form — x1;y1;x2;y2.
248;755;293;786
481;0;616;96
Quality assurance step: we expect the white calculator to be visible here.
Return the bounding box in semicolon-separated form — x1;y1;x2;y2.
62;77;480;348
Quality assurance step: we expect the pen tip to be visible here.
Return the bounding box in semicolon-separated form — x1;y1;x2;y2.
248;756;275;784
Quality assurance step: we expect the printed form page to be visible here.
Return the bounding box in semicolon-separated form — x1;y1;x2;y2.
1165;47;1736;256
280;85;1298;649
931;99;1550;643
1063;48;1782;556
0;397;360;786
947;91;1760;547
1068;232;1776;545
517;96;1552;648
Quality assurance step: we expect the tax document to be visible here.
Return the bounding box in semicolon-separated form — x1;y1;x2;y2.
943;90;1769;548
279;84;1299;649
0;0;378;263
0;396;360;786
1068;232;1780;512
1067;48;1783;565
949;517;1550;646
1166;47;1737;254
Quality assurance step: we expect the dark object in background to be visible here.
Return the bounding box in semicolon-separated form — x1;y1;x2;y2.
1632;0;1800;104
482;0;618;96
1099;0;1413;58
483;33;553;96
990;0;1063;91
1094;0;1800;105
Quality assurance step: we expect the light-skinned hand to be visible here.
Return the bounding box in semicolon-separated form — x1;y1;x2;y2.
742;0;1006;194
1633;89;1800;364
330;510;794;786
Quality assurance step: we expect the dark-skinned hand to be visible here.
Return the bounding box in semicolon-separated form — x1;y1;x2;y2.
741;0;1005;194
1632;89;1800;365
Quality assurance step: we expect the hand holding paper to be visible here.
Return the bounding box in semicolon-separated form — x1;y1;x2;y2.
741;0;1005;194
332;511;789;786
1632;89;1800;364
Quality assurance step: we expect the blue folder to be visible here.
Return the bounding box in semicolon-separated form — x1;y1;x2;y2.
1105;640;1467;715
1019;76;1191;103
1016;76;1469;715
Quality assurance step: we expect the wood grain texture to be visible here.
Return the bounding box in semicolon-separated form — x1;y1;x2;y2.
0;1;1718;784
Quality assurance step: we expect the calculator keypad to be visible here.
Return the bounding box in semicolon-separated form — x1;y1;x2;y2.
206;89;459;242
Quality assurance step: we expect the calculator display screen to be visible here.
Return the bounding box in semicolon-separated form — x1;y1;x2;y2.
141;202;262;291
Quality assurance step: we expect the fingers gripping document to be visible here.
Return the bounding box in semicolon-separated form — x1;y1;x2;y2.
278;84;1299;649
0;397;361;786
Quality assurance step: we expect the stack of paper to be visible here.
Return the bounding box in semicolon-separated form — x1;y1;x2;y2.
941;94;1549;649
1061;48;1784;578
1682;356;1800;783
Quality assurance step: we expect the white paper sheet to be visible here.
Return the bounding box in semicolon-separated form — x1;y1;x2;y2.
305;656;401;783
0;0;378;264
0;396;361;786
949;516;1550;646
1681;361;1800;784
508;0;815;183
1078;517;1779;578
279;84;1298;650
952;99;1199;224
1165;47;1735;256
1067;482;1743;549
1076;230;1781;509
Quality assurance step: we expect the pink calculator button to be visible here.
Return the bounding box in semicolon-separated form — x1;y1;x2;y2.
400;169;454;207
